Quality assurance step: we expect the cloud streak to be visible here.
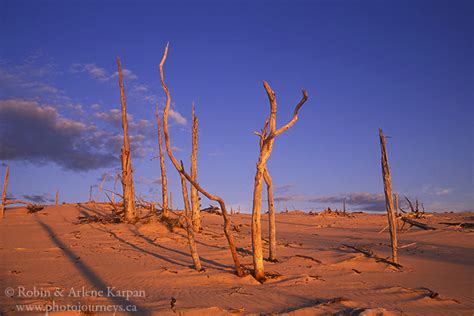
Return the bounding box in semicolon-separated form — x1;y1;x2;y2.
275;192;387;212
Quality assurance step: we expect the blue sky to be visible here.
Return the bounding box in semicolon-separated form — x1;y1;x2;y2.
0;0;472;212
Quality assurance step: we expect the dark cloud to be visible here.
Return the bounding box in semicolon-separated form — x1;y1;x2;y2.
22;194;53;204
275;192;386;212
274;184;294;194
0;99;117;171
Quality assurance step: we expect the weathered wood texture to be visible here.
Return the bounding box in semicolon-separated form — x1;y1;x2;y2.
155;108;169;217
191;104;201;231
159;43;242;276
379;128;398;263
117;57;137;222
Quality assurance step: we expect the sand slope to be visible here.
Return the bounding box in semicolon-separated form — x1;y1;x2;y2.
0;204;473;315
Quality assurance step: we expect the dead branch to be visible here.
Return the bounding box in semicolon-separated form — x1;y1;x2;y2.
342;243;403;269
400;217;435;230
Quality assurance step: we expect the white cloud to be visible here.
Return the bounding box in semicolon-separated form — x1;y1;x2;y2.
169;108;187;125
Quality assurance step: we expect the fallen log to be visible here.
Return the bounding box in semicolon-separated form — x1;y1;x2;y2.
342;243;403;269
401;217;436;230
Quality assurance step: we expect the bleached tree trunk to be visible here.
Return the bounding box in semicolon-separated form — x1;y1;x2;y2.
263;168;277;261
169;192;173;210
379;129;398;263
159;43;243;276
179;167;202;271
55;190;59;206
117;57;137;222
251;81;308;282
191;104;201;231
1;166;9;217
155;108;169;217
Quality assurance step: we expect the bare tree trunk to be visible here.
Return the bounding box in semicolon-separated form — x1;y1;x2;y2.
343;199;346;214
395;193;399;217
169;192;173;210
251;81;309;282
159;43;243;276
1;166;9;217
379;128;398;263
55;190;59;206
263;168;277;261
179;171;202;270
155;108;169;217
191;104;201;231
117;57;137;222
89;185;94;202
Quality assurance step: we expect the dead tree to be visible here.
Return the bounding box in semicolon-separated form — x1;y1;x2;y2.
343;199;346;215
1;166;9;216
55;190;59;206
159;43;243;276
379;128;398;264
155;107;169;217
191;104;201;231
158;45;201;271
117;57;137;222
169;192;173;210
252;81;308;281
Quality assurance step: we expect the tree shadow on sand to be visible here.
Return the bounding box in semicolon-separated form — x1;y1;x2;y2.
36;219;149;315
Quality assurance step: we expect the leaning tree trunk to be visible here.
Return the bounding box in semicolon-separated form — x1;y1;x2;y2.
1;166;9;217
159;43;243;276
117;57;137;222
379;128;398;263
158;44;201;271
263;168;277;261
155;109;169;217
191;104;201;231
251;81;308;282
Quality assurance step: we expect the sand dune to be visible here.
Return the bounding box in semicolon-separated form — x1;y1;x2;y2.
0;204;473;315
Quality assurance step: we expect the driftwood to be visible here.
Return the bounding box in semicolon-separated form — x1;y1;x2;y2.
159;43;243;276
201;205;221;215
379;129;398;264
191;104;201;231
117;57;137;222
1;166;9;216
251;80;308;282
342;243;403;269
401;217;436;230
155;107;169;217
439;222;474;229
27;204;44;214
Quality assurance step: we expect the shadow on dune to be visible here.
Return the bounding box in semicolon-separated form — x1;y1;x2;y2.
35;219;149;315
127;226;233;272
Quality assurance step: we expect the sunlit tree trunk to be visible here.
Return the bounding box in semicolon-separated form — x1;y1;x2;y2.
379;128;398;263
155;109;169;217
251;81;308;282
1;166;9;217
191;104;201;231
117;57;137;222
